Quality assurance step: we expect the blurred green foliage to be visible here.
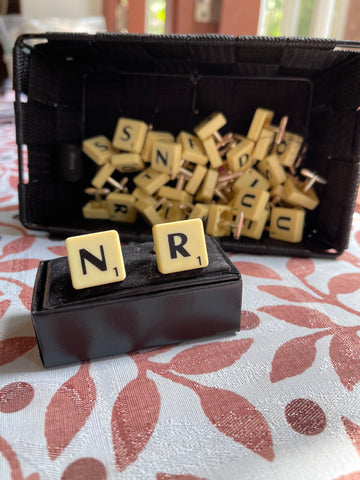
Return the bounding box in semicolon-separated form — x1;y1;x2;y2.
262;0;316;37
262;0;284;36
297;0;315;37
146;0;166;34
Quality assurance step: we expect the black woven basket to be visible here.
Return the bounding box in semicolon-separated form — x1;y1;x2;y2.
14;33;360;257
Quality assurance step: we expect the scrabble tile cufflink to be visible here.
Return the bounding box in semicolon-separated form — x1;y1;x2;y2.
153;218;209;274
65;230;126;289
65;219;209;290
81;108;328;248
31;220;242;367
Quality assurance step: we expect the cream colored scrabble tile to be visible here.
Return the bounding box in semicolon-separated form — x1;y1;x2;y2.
257;154;287;187
269;207;305;243
141;131;175;162
232;168;270;193
253;127;275;160
242;208;268;240
65;230;126;289
113;117;148;153
135;200;165;226
82;201;110;220
266;207;271;222
111;153;145;173
270;184;285;199
153;218;208;274
195;168;219;203
202;136;223;169
132;187;158;206
188;203;210;222
106;192;137;223
282;177;319;210
206;204;233;237
226;139;255;172
157;186;193;205
185;164;207;195
133;167;170;195
272;132;303;167
151;141;182;175
247;108;274;142
193;112;227;140
232;187;270;221
158;202;187;222
82;135;118;166
91;162;116;189
176;131;208;165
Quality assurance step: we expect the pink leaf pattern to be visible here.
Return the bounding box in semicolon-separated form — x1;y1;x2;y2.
192;383;274;461
111;375;160;472
259;305;334;329
0;236;36;259
19;284;33;311
241;311;260;330
0;435;40;480
168;339;253;375
258;285;321;302
328;273;360;296
0;337;37;366
270;331;329;383
330;334;360;391
61;458;107;480
0;195;13;203
339;251;360;269
0;299;10;319
48;246;67;257
9;175;18;191
356;230;360;247
45;363;96;460
0;259;40;272
0;204;18;212
286;257;315;278
0;382;34;413
342;417;360;456
233;261;282;279
0;436;23;480
334;473;360;480
285;398;326;435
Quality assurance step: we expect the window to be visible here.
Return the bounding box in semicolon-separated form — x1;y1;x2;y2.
258;0;355;40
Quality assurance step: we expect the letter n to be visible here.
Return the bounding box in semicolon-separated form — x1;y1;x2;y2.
79;245;107;275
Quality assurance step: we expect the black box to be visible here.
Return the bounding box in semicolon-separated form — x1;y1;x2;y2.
31;237;242;368
14;33;360;257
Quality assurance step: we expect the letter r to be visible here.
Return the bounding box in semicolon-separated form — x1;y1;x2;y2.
167;233;191;259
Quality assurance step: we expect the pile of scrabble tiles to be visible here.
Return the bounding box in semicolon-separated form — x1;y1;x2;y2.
82;109;324;243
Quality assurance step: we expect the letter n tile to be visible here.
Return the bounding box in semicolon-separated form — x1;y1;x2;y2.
65;230;126;289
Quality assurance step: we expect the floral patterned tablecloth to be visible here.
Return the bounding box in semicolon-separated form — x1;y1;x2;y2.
0;122;360;480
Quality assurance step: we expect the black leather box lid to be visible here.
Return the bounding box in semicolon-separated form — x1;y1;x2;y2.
31;237;242;367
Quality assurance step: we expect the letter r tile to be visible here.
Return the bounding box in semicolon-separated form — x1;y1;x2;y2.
152;218;209;274
65;230;126;289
